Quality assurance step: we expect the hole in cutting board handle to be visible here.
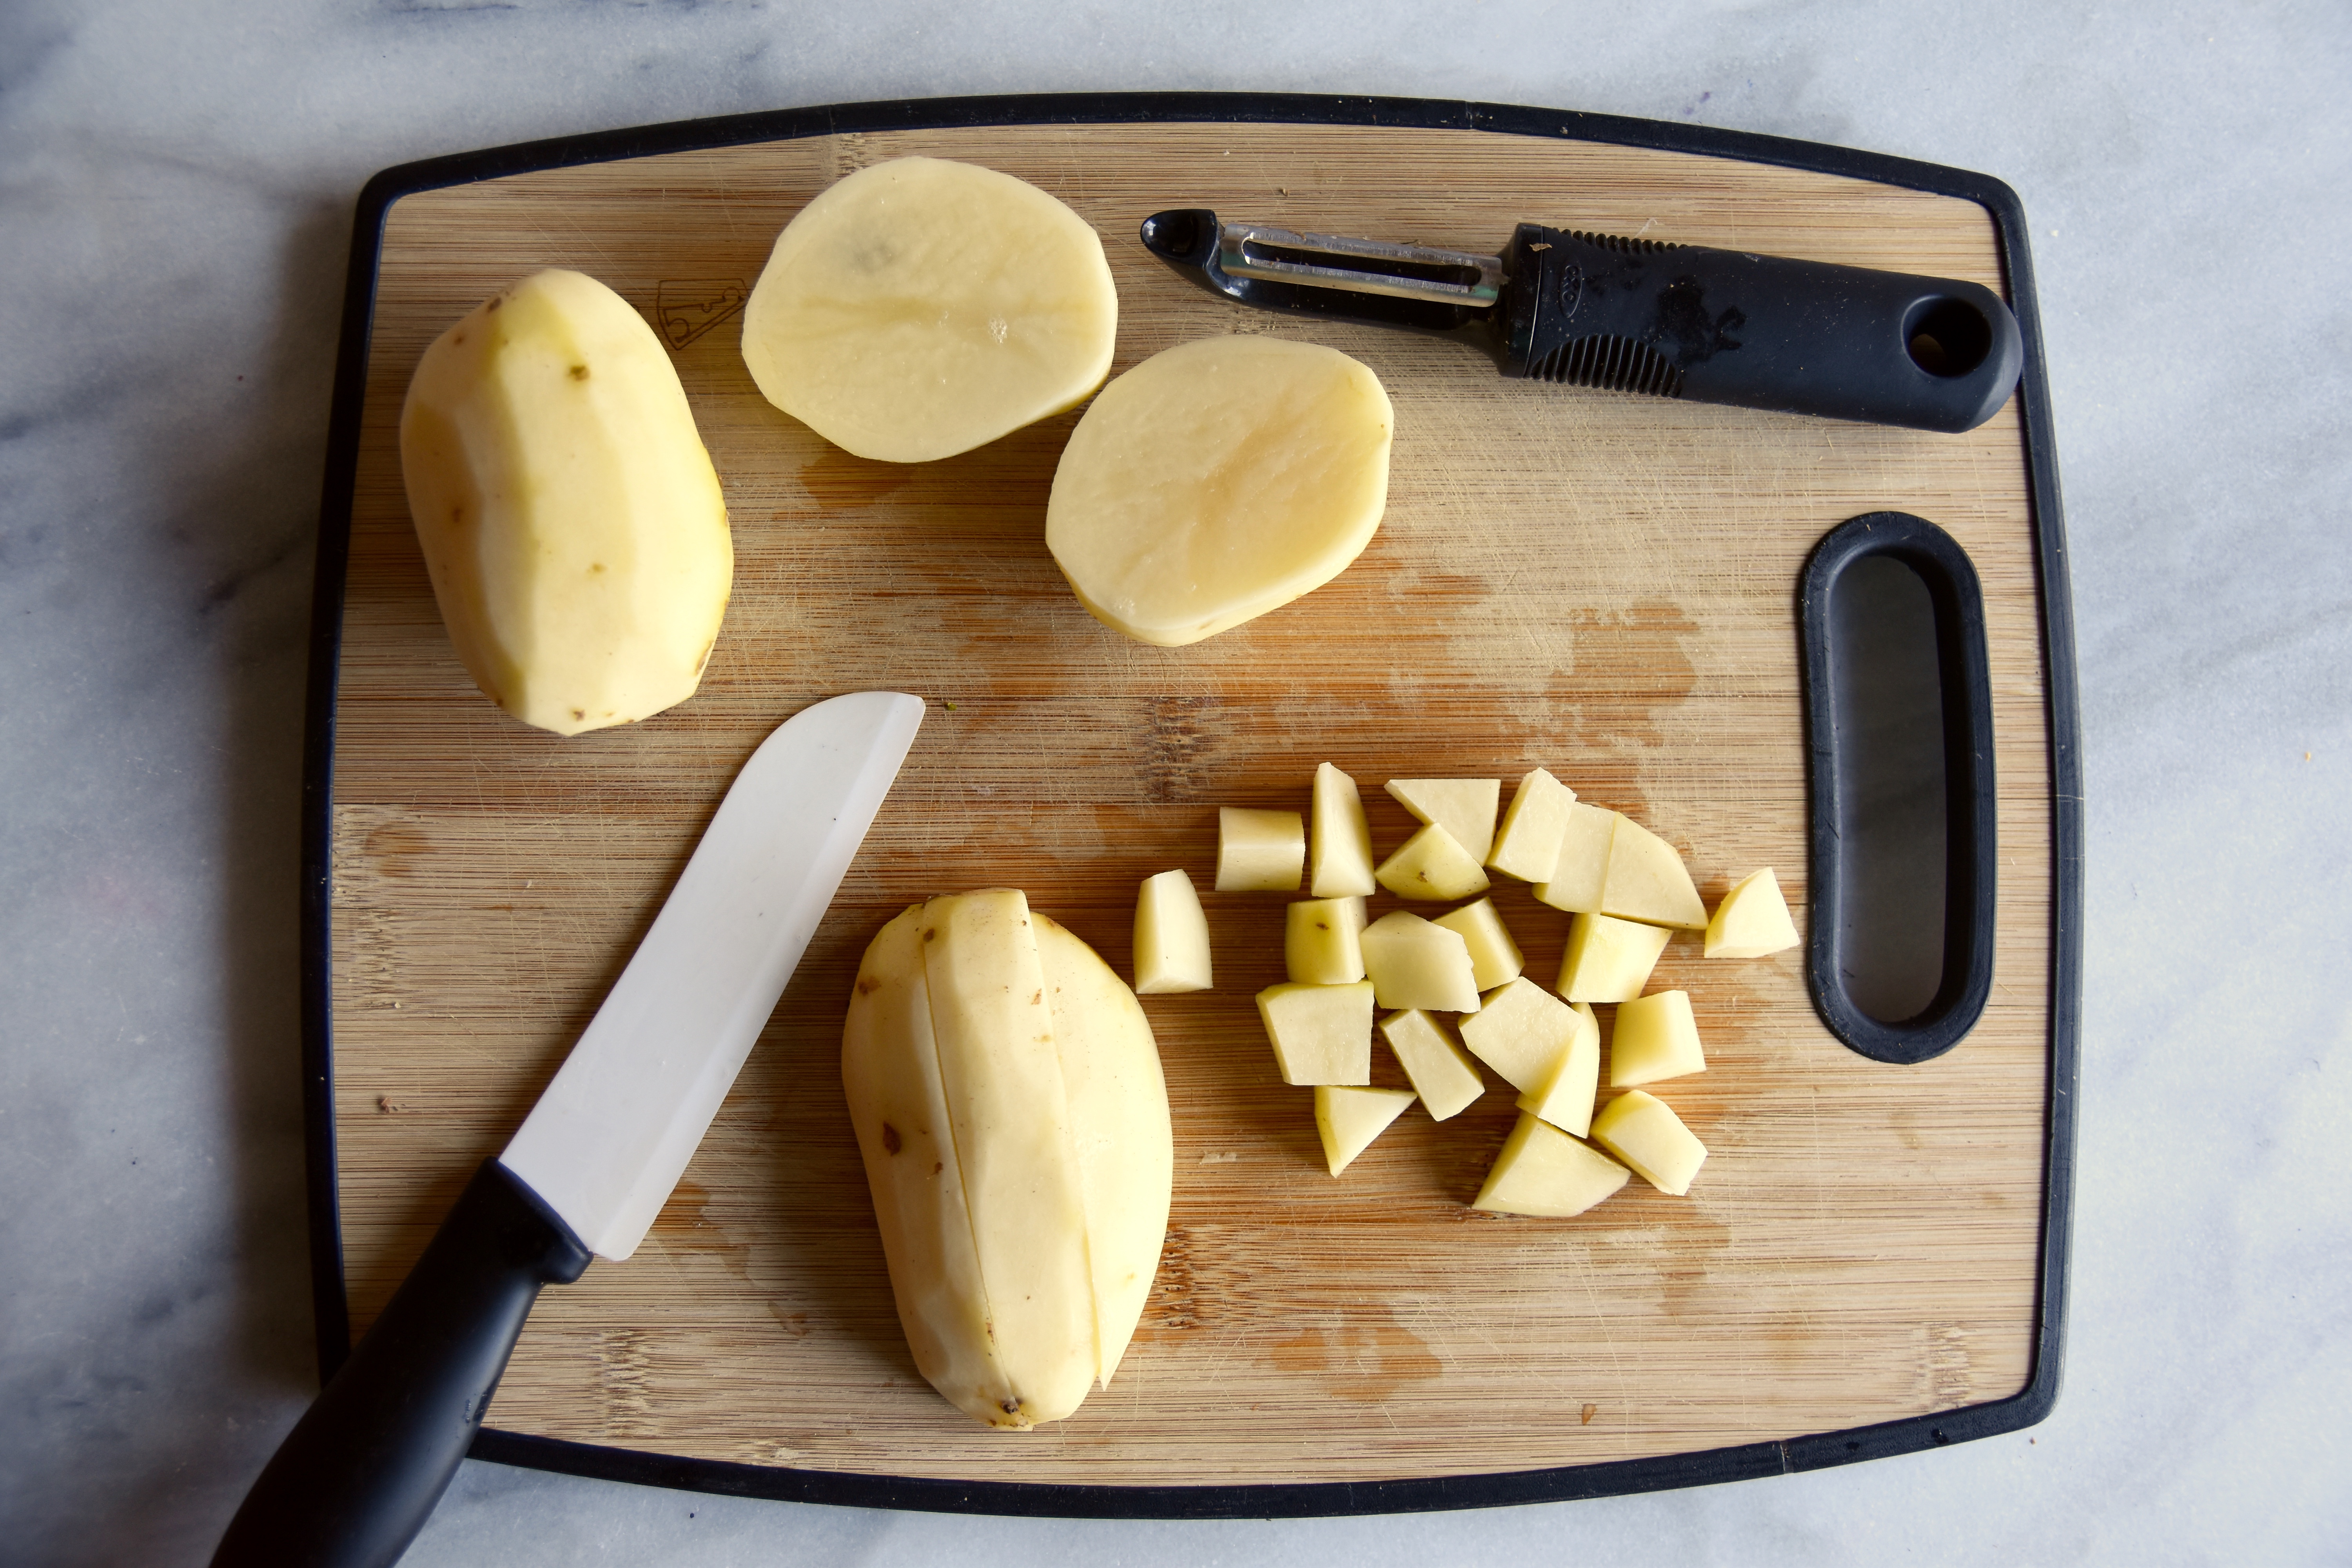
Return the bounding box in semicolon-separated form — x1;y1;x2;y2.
1799;512;1996;1063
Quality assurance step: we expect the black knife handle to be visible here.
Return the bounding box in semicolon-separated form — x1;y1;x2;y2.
1496;224;2023;432
212;1158;591;1568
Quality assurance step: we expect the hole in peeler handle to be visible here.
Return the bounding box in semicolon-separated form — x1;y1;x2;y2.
1904;297;1996;379
1799;512;1997;1063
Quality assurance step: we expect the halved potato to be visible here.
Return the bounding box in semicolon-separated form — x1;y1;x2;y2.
741;157;1118;463
1046;337;1392;646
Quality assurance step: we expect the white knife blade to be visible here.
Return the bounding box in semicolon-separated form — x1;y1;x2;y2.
502;688;926;1259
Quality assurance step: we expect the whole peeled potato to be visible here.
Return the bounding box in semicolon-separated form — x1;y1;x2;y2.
399;269;733;737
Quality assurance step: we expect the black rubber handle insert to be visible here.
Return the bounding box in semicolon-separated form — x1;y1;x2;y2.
211;1158;591;1568
1798;512;1997;1063
1497;227;2022;432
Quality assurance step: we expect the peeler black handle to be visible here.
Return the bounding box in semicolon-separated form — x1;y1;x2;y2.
1494;225;2022;432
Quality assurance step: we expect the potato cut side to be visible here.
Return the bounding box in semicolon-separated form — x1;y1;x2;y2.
1385;779;1501;865
1432;897;1524;991
1592;1090;1709;1195
1255;981;1375;1085
740;157;1117;462
1706;867;1803;958
1217;806;1305;892
1532;802;1617;914
1473;1114;1631;1218
1132;869;1211;994
1286;897;1368;985
915;891;1098;1425
1458;976;1579;1094
1378;1009;1486;1121
1314;1085;1418;1176
1488;768;1579;880
1610;989;1707;1087
1046;337;1393;646
1375;823;1492;901
1557;912;1675;1003
400;268;733;737
1359;912;1482;1013
1600;815;1709;929
841;906;1023;1425
1034;914;1173;1387
1516;1001;1601;1138
1309;762;1377;898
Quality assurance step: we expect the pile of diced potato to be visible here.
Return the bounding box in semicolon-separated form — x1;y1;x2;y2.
1130;766;1801;1218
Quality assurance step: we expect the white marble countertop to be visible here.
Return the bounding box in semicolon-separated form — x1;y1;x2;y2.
4;3;2347;1563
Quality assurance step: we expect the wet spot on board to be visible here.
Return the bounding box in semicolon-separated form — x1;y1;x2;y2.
799;445;913;509
364;821;431;880
1266;1307;1442;1402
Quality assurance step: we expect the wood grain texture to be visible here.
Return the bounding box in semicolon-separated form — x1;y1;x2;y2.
329;122;2051;1486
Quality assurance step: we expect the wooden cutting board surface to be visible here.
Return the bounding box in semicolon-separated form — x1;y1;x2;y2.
328;120;2050;1488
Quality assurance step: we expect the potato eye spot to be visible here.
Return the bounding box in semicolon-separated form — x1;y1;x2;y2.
880;1122;902;1154
569;363;590;381
589;562;606;573
571;708;585;721
855;976;880;995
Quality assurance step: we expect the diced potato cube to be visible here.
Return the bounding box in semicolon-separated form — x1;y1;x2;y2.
1385;778;1501;864
1516;1000;1601;1137
1254;981;1374;1085
1705;867;1802;958
1286;897;1368;985
1487;768;1578;880
1309;762;1377;898
1359;911;1482;1013
1431;897;1523;991
1378;1009;1485;1121
1556;912;1673;1003
1590;1090;1708;1195
1375;823;1491;901
1314;1085;1418;1176
1131;869;1212;994
1458;976;1579;1094
1532;802;1617;913
1217;806;1305;892
1472;1113;1631;1218
1609;989;1706;1087
1599;815;1708;929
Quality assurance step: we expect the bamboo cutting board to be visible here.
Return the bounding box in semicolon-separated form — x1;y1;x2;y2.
322;110;2058;1500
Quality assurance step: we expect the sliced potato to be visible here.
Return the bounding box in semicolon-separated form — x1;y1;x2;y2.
1488;768;1578;880
1385;778;1501;865
1216;806;1305;893
1556;912;1673;1003
1610;989;1706;1087
1706;867;1803;958
1286;897;1369;985
1600;815;1708;929
1591;1090;1708;1195
1515;1001;1601;1139
1473;1114;1630;1218
1458;976;1579;1094
1255;981;1375;1085
842;893;1171;1428
741;157;1117;462
1378;1009;1486;1121
1314;1085;1418;1176
1359;911;1482;1013
1532;802;1617;914
1046;337;1392;646
1432;898;1524;991
1309;762;1377;898
1132;869;1212;994
1375;823;1491;902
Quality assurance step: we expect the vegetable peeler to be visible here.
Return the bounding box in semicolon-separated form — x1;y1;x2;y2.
1138;208;2023;432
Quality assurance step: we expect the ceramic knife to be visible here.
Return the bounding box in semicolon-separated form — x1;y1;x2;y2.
212;689;927;1568
1139;208;2023;432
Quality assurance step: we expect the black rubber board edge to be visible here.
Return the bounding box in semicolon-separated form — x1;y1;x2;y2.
297;89;2081;1518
